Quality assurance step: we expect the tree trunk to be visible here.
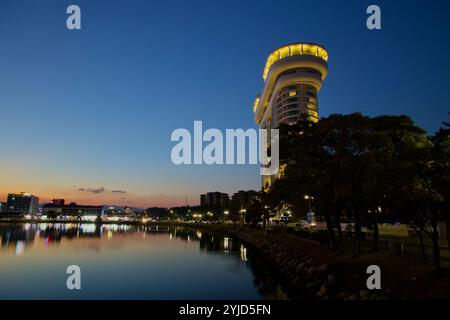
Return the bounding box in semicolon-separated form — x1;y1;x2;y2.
352;204;362;256
352;176;362;256
417;229;428;264
372;211;379;252
354;211;362;256
336;210;344;251
325;212;335;250
446;219;450;255
431;215;441;273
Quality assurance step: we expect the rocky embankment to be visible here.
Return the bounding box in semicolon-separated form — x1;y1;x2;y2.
201;225;389;300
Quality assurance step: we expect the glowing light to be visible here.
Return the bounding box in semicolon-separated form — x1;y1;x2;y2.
82;215;98;222
253;96;260;113
224;237;230;251
80;223;96;233
240;244;248;261
262;43;328;80
16;241;25;256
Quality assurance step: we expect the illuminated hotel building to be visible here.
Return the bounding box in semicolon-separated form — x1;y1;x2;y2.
253;43;329;189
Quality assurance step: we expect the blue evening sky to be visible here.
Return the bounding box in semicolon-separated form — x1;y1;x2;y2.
0;0;449;207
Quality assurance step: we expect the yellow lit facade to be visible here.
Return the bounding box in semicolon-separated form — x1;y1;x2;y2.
253;96;260;113
253;42;329;190
262;43;328;81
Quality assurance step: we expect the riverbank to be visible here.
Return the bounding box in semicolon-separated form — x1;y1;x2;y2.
186;223;384;300
184;223;450;300
2;219;449;299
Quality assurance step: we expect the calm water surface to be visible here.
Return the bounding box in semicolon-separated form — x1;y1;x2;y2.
0;223;286;299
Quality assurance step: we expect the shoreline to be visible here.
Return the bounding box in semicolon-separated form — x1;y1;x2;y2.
1;219;448;300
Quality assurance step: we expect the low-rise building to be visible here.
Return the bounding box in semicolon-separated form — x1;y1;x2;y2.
42;199;103;218
5;192;39;215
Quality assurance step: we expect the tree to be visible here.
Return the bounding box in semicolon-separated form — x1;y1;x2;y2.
262;112;438;259
46;210;58;220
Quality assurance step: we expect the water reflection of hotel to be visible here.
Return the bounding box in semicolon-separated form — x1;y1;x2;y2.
0;223;102;255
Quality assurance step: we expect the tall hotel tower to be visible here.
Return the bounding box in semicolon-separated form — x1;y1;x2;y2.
253;43;329;190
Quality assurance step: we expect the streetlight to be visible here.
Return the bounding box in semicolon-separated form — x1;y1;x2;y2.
304;195;314;212
222;210;230;224
239;209;247;224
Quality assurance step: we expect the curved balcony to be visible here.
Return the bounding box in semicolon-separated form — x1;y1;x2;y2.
262;43;329;81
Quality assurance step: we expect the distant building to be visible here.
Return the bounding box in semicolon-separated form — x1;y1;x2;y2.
200;192;229;208
104;206;123;216
5;192;39;215
231;190;259;209
42;199;103;217
200;194;207;207
0;202;6;213
51;199;65;206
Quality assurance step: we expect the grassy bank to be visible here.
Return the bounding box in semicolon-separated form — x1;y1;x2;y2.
184;223;450;300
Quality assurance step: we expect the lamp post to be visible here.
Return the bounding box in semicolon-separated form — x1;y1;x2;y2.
304;195;314;212
223;210;229;223
239;209;247;225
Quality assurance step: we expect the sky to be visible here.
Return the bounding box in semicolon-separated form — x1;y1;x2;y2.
0;0;449;208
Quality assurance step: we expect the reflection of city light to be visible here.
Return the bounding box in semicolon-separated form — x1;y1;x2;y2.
16;241;25;256
80;224;96;233
104;224;131;232
224;237;230;252
107;230;113;239
169;233;173;241
196;231;202;239
240;245;247;261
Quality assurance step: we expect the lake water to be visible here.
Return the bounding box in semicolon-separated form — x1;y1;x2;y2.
0;223;286;299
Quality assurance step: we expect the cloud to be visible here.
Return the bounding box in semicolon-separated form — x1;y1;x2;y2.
111;190;127;194
78;187;105;194
77;187;127;195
